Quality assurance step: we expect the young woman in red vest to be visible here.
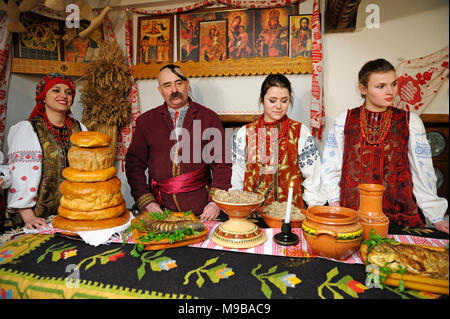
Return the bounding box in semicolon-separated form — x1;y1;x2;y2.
230;74;325;209
321;59;448;233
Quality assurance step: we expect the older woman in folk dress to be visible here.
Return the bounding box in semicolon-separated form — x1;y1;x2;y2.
6;73;87;230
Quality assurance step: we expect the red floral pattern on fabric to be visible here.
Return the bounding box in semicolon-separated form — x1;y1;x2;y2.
340;106;424;227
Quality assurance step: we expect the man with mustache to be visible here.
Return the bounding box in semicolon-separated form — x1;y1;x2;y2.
125;64;231;220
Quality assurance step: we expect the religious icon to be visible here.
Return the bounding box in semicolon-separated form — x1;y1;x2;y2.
137;15;173;63
255;6;297;58
199;20;227;62
289;15;312;58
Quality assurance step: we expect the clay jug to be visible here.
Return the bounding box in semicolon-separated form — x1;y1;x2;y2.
357;184;389;240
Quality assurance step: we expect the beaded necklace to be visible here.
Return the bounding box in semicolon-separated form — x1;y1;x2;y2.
257;114;289;164
359;106;392;145
43;114;72;153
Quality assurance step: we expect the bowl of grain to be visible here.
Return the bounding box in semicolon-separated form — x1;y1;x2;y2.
260;201;306;228
212;189;264;219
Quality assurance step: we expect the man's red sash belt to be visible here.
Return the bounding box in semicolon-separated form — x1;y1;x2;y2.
151;166;211;204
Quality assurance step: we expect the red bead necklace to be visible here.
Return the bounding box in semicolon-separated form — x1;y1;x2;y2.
257;114;289;164
359;106;392;145
43;114;73;152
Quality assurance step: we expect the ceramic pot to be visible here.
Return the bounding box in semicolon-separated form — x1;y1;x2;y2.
357;184;389;241
259;210;305;228
302;206;363;260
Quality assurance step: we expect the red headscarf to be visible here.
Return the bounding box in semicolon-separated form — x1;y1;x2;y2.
29;73;76;119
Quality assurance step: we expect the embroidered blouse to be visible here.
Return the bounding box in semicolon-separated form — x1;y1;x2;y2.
321;109;448;224
230;122;325;207
6;120;87;210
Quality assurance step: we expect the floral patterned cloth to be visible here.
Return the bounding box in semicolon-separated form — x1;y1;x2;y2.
395;46;449;114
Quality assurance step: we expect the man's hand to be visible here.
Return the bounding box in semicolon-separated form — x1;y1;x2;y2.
199;202;220;221
145;201;163;213
434;221;449;234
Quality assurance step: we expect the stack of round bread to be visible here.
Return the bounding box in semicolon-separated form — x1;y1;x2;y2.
52;131;130;232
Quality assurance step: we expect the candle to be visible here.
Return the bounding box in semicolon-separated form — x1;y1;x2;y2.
285;181;294;224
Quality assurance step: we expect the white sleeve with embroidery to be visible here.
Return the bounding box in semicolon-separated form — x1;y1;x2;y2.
6;121;42;209
298;124;326;206
230;125;247;191
321;110;347;204
408;113;448;224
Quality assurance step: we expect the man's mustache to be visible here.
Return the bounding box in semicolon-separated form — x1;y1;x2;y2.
169;91;183;100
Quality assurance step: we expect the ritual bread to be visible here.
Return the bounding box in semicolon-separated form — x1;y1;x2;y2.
62;166;117;182
70;131;111;147
52;211;130;232
68;145;114;171
59;177;123;211
58;200;125;220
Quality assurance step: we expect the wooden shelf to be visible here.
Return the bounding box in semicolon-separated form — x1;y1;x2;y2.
131;56;312;79
11;55;312;80
11;58;89;77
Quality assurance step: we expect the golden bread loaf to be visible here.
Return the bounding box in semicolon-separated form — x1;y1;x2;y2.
62;166;117;182
59;177;123;211
57;200;126;220
70;131;111;147
52;211;130;231
68;145;114;171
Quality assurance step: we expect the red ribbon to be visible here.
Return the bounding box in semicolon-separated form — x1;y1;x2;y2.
151;166;211;204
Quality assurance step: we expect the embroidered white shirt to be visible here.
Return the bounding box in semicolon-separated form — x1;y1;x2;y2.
230;123;326;207
321;110;448;224
6;120;87;210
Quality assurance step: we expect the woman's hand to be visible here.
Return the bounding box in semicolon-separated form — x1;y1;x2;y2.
329;201;340;207
18;208;49;230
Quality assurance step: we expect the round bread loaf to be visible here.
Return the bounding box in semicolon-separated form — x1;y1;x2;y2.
52;211;130;232
68;146;114;171
63;166;117;182
70;131;111;147
59;177;123;211
58;200;125;220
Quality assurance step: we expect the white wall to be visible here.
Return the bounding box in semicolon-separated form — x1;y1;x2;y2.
4;0;449;209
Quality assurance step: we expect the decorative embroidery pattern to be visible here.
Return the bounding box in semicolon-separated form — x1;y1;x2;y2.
136;250;178;280
7;151;42;164
317;267;367;299
0;234;53;265
298;135;319;168
183;257;234;288
251;264;301;299
36;242;77;264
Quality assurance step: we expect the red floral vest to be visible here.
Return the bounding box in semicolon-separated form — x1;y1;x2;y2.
243;118;304;209
340;106;424;227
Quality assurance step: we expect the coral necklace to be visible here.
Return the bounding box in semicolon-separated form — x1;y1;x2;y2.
43;114;73;152
359;106;392;145
257;114;289;164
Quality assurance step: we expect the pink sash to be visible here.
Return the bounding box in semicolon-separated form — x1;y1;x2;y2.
151;166;211;204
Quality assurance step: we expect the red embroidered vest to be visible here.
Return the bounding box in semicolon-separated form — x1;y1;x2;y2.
340;106;424;227
243;118;304;209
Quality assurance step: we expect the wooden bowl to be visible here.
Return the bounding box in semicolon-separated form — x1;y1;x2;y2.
212;196;264;219
259;210;305;228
